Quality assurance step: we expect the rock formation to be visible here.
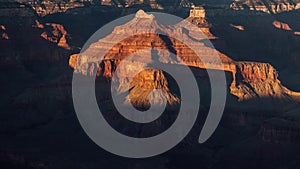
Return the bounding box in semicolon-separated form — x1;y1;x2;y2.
2;2;300;168
0;24;9;40
71;10;300;106
69;53;79;69
230;62;299;101
230;24;245;31
273;20;292;31
40;23;71;50
10;0;300;18
230;0;300;14
33;19;44;29
19;0;173;16
26;0;84;16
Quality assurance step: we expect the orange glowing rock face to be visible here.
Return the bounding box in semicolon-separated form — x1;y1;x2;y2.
101;33;232;66
230;24;245;31
1;24;9;40
69;54;79;69
272;20;292;31
294;31;300;35
73;32;233;81
127;69;180;107
58;35;70;50
0;25;6;31
40;23;70;50
33;20;45;29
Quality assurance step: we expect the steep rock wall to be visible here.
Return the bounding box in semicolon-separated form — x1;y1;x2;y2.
259;118;300;144
230;0;300;14
230;62;294;101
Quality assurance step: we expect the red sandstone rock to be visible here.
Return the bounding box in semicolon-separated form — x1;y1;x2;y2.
294;31;300;35
58;35;70;50
230;24;245;31
231;0;300;14
40;23;70;50
33;20;45;29
273;20;292;31
69;54;79;69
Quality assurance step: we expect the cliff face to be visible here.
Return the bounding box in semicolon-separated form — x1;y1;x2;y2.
8;0;300;18
230;0;300;14
230;62;292;101
17;0;168;16
259;106;300;143
124;69;180;107
260;118;300;143
25;0;84;16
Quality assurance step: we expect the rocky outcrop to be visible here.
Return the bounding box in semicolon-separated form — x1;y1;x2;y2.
273;20;292;31
69;54;79;69
26;0;84;16
238;62;278;82
57;35;70;50
40;23;70;50
230;0;300;14
125;69;180;107
19;0;233;17
33;20;44;29
20;0;175;16
230;24;245;31
0;24;9;40
229;62;297;101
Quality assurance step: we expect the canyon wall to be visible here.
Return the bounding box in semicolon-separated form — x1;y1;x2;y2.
230;0;300;14
25;0;84;16
230;62;291;101
260;118;300;144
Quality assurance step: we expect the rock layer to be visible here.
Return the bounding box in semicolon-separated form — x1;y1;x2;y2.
230;0;300;14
